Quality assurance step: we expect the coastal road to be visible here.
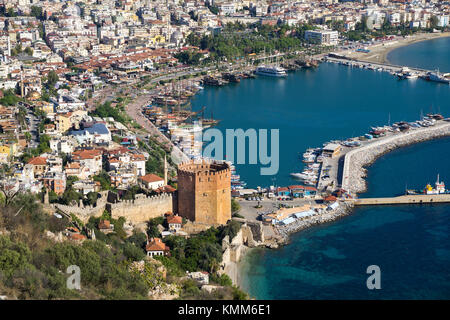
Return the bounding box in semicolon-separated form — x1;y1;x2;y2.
125;93;190;164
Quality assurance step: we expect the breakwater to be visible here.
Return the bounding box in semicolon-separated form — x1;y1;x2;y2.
353;194;450;205
341;120;450;194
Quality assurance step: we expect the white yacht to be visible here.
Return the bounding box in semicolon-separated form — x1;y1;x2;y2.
255;65;287;77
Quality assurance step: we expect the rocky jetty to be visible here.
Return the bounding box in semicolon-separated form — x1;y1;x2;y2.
344;122;450;194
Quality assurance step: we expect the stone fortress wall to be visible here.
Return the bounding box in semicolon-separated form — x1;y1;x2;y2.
53;191;108;223
106;192;173;224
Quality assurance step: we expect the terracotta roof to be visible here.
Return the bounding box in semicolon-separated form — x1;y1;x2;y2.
167;215;182;225
68;233;86;241
146;238;169;252
162;185;176;193
131;154;145;161
288;185;305;190
324;195;337;202
98;219;111;229
140;174;164;183
28;156;47;165
65;162;81;169
72;149;102;160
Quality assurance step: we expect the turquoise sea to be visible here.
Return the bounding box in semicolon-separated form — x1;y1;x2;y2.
191;37;450;299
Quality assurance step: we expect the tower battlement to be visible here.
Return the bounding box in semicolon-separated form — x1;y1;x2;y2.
177;159;231;225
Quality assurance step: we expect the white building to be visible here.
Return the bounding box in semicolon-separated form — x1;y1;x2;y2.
50;136;76;154
305;30;339;46
70;123;111;145
220;3;236;15
139;174;165;190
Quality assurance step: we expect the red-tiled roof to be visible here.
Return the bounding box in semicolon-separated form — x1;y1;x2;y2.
146;238;169;252
28;156;47;165
69;233;86;241
140;174;164;183
324;195;337;202
288;185;305;190
167;215;182;225
98;219;111;229
72;149;102;160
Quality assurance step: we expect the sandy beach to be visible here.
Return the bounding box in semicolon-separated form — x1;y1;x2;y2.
340;32;450;64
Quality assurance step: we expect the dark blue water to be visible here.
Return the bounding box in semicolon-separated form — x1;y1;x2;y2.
387;36;450;73
192;61;450;188
190;37;450;299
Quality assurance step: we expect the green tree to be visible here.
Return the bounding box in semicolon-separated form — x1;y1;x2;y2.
0;89;20;106
6;7;16;17
430;16;439;29
85;191;99;206
48;190;58;203
122;242;145;261
93;171;112;190
208;6;219;15
231;198;240;213
61;188;82;205
30;6;43;19
47;71;59;87
24;132;32;142
0;236;32;278
24;47;33;56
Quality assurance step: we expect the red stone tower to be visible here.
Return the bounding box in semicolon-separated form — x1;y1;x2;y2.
177;160;231;225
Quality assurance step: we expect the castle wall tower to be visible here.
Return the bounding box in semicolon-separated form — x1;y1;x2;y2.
177;159;231;225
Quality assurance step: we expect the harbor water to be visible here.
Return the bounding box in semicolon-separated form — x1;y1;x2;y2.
190;37;450;299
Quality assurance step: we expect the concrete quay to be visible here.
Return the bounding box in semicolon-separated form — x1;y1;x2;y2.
350;194;450;206
341;120;450;194
325;56;434;76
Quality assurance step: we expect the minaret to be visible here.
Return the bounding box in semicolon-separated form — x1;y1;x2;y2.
164;154;168;185
20;71;24;97
7;36;11;57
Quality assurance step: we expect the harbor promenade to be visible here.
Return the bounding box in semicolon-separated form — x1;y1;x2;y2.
341;120;450;194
